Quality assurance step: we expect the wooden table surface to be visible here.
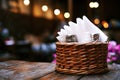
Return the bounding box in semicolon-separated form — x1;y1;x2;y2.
0;60;120;80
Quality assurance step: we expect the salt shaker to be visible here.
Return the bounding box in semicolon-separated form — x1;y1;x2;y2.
66;34;78;42
91;33;100;41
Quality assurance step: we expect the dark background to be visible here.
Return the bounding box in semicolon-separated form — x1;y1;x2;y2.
0;0;120;41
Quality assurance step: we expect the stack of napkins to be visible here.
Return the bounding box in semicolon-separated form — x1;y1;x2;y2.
56;15;108;44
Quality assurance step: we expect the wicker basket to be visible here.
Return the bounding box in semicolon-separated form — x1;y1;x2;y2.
55;42;109;74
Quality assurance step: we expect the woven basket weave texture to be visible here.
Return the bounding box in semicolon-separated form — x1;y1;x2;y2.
56;42;108;74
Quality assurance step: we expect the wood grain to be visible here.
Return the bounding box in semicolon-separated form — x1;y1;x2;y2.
39;72;80;80
0;60;55;80
79;64;120;80
1;61;120;80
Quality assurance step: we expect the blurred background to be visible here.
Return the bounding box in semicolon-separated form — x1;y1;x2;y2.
0;0;120;62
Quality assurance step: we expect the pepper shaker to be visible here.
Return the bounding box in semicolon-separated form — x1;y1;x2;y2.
66;34;78;42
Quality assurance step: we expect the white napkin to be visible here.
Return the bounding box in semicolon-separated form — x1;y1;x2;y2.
83;15;108;42
56;15;108;43
76;18;92;43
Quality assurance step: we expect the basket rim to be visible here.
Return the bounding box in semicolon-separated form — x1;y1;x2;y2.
56;41;108;45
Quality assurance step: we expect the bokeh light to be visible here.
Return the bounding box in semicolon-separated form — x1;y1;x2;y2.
89;2;99;8
24;0;30;6
42;5;48;12
64;12;70;18
102;21;109;28
94;18;100;25
54;9;60;15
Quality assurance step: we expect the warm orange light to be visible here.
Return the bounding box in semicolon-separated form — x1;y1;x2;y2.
102;21;109;28
94;18;100;25
33;5;42;17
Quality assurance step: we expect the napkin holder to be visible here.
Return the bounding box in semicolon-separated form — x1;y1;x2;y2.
55;42;109;74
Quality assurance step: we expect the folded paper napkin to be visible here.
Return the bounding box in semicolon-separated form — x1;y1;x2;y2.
56;15;108;44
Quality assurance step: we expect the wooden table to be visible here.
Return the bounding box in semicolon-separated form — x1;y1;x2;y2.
0;60;120;80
